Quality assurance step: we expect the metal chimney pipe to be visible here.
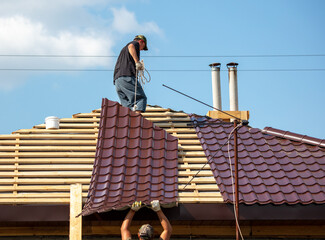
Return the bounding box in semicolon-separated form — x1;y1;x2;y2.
209;63;222;110
227;62;239;111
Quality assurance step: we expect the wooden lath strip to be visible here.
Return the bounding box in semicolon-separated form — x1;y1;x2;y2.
72;112;100;118
144;106;171;112
172;134;199;139
0;146;96;151
178;170;213;177
0;151;202;158
60;118;100;123
0;196;223;204
0;152;95;157
143;117;191;122
142;112;188;117
178;139;201;144
178;164;211;170
0;185;89;192
0;140;97;146
0;177;215;185
0;178;91;185
0;172;92;178
13;129;98;134
0;193;88;198
0;198;71;204
0;158;95;164
0;192;222;200
178;157;208;164
0;134;98;139
33;123;99;129
0;165;93;171
0;184;217;192
178;145;203;151
178;184;219;191
178;177;216;184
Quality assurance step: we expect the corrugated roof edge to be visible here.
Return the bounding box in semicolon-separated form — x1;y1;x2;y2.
262;127;325;148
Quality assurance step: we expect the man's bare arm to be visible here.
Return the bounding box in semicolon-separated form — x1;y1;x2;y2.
121;209;135;240
121;202;142;240
157;210;172;240
128;43;139;63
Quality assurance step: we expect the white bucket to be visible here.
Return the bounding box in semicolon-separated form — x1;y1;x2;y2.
45;116;60;129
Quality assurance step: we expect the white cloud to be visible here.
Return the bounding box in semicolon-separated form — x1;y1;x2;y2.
0;16;113;64
112;7;163;36
0;1;163;91
0;15;114;90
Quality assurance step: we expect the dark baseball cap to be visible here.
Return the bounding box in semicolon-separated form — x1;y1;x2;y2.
135;35;148;51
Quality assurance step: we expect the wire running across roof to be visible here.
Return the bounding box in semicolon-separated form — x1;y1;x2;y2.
81;99;179;216
191;116;325;205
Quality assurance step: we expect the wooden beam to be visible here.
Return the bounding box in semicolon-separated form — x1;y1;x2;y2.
0;146;96;151
178;146;204;151
178;164;211;170
178;157;208;163
0;164;93;171
0;158;95;164
178;139;201;144
0;171;92;178
0;152;95;158
207;110;249;121
0;140;97;145
33;123;99;129
0;134;98;139
178;151;206;157
13;129;98;134
70;183;82;240
0;185;90;192
72;112;100;118
0;198;70;204
142;112;188;117
0;178;91;185
60;118;100;123
145;117;191;122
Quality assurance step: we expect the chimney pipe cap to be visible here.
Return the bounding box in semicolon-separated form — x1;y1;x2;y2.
209;63;221;68
227;62;238;68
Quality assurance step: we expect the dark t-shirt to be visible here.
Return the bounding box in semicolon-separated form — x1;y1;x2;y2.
113;41;140;83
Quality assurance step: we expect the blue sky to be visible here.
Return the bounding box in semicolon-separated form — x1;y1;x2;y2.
0;0;324;139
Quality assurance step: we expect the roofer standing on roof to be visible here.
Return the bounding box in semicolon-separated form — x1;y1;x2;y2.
121;200;172;240
114;35;148;112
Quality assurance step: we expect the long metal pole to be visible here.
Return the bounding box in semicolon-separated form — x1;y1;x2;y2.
234;120;239;240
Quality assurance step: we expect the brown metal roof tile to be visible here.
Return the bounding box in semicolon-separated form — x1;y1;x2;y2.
263;127;325;147
81;99;178;216
191;115;325;205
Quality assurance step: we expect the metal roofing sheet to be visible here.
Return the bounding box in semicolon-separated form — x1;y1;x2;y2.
191;116;325;205
81;99;178;216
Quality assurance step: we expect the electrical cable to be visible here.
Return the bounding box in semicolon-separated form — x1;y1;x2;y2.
182;129;232;190
227;123;245;240
1;54;325;58
183;120;245;239
133;62;151;111
163;84;247;238
1;68;325;72
162;84;242;121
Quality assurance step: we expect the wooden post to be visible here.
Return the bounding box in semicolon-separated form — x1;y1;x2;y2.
70;183;82;240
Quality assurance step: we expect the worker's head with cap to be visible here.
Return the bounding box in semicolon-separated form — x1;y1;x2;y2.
134;35;148;51
138;224;154;240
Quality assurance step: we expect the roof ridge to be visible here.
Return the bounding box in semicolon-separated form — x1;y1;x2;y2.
262;127;325;148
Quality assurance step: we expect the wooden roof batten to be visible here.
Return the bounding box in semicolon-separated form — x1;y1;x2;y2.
0;105;223;205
